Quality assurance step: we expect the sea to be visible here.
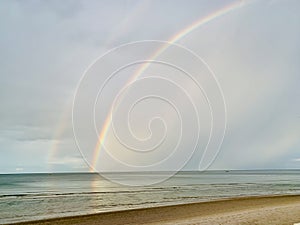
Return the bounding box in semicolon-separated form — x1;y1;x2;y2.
0;170;300;224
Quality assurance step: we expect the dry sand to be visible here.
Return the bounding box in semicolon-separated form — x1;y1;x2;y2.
13;195;300;225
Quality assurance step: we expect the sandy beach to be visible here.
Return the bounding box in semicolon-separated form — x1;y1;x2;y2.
13;195;300;225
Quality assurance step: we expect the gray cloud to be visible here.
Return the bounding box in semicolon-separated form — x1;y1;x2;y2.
0;0;299;173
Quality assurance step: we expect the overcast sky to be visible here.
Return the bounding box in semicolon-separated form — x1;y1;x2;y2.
0;0;299;173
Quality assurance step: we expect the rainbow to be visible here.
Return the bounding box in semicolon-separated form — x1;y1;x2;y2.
90;0;248;172
47;2;151;170
48;99;72;170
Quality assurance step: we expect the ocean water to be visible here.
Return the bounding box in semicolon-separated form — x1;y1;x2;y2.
0;170;300;224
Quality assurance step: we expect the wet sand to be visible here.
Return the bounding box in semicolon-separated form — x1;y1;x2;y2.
13;195;300;225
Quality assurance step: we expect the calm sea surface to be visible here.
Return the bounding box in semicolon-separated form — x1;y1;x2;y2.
0;170;300;224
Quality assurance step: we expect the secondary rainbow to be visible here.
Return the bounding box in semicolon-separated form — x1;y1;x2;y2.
90;0;248;171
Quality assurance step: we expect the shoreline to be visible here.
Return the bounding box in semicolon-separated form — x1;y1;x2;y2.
11;194;300;225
